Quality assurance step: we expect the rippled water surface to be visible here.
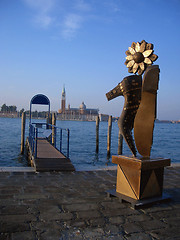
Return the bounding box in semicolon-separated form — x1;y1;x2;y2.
0;117;179;168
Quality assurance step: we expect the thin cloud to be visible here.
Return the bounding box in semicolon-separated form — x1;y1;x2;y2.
23;0;123;39
74;0;91;12
62;13;83;39
23;0;55;28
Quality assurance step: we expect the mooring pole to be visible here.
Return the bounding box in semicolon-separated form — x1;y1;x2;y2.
118;130;123;155
52;112;56;146
21;112;26;154
46;113;52;129
96;115;100;153
107;115;112;157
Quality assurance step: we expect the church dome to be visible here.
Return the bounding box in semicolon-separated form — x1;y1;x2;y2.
79;101;86;110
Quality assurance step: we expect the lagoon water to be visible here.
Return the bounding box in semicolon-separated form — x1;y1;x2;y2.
0;117;179;169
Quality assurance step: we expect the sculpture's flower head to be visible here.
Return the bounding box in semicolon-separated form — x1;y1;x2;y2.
125;40;158;75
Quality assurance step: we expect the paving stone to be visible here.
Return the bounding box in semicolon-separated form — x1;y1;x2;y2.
149;226;180;239
101;208;138;217
83;227;104;238
0;222;30;233
123;222;143;234
124;232;152;240
101;200;126;209
0;233;11;240
0;214;37;223
37;229;62;240
104;224;122;235
39;211;73;222
88;217;106;227
126;213;152;222
60;229;84;240
149;208;180;220
30;220;64;231
14;193;48;200
109;216;124;224
0;205;28;215
0;167;179;239
70;220;86;228
102;235;125;240
62;203;99;212
11;231;37;240
23;186;43;193
139;219;167;231
77;210;101;219
141;204;173;213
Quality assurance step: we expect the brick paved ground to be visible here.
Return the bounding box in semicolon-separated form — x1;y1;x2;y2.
0;165;179;240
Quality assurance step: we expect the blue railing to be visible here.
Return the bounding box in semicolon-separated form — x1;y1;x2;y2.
29;122;70;159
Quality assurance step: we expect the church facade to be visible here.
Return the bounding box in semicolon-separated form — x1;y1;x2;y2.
57;87;99;121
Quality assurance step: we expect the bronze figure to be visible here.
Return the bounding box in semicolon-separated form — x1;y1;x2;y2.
106;75;142;156
106;40;158;158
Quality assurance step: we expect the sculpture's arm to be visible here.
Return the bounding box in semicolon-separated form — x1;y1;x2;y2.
106;83;123;101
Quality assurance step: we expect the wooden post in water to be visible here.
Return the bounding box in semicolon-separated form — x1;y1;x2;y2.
21;112;26;154
118;130;123;155
46;113;52;129
96;115;100;153
52;113;56;146
107;115;112;157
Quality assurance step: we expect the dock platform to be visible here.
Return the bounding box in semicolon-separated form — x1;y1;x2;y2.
26;138;75;172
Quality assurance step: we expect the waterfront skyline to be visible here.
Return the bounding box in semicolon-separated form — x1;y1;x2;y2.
0;0;180;120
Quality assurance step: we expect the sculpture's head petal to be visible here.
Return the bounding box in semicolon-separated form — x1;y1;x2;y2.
144;58;152;64
143;50;153;58
149;54;158;62
126;55;133;61
128;47;135;55
139;62;145;71
125;50;131;56
135;42;141;52
127;60;135;68
146;43;154;50
139;41;146;53
138;68;144;75
133;63;139;73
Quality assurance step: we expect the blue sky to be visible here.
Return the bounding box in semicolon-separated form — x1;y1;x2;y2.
0;0;180;120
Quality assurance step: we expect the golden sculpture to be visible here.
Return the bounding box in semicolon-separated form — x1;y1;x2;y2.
106;40;159;158
106;41;171;207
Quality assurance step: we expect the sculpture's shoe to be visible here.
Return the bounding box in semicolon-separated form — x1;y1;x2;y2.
134;65;160;158
106;75;142;156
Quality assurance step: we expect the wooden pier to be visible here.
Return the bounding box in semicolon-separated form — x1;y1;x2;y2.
26;138;75;172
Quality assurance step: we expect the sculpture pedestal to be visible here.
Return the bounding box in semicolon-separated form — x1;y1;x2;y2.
107;155;171;209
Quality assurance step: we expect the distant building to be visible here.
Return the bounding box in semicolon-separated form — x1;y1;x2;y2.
99;113;109;122
57;86;99;121
61;86;66;113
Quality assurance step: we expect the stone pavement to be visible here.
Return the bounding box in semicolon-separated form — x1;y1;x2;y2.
0;165;179;240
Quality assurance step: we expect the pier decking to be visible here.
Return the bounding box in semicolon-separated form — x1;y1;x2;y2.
26;138;75;172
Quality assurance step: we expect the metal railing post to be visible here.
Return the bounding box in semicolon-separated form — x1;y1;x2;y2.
54;127;56;148
60;129;62;152
35;127;38;158
67;129;70;158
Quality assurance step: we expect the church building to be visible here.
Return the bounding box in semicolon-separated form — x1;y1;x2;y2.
57;86;99;121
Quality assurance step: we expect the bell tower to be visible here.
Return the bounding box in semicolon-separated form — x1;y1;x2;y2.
61;86;66;113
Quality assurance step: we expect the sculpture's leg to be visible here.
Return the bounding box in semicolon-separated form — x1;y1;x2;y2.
106;75;142;157
134;65;160;158
117;75;142;157
118;117;137;156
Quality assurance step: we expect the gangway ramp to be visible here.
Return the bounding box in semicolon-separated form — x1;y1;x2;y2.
26;138;75;172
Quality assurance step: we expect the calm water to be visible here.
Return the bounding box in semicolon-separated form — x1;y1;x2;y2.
0;117;179;168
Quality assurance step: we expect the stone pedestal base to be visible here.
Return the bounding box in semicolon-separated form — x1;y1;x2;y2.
108;155;171;208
